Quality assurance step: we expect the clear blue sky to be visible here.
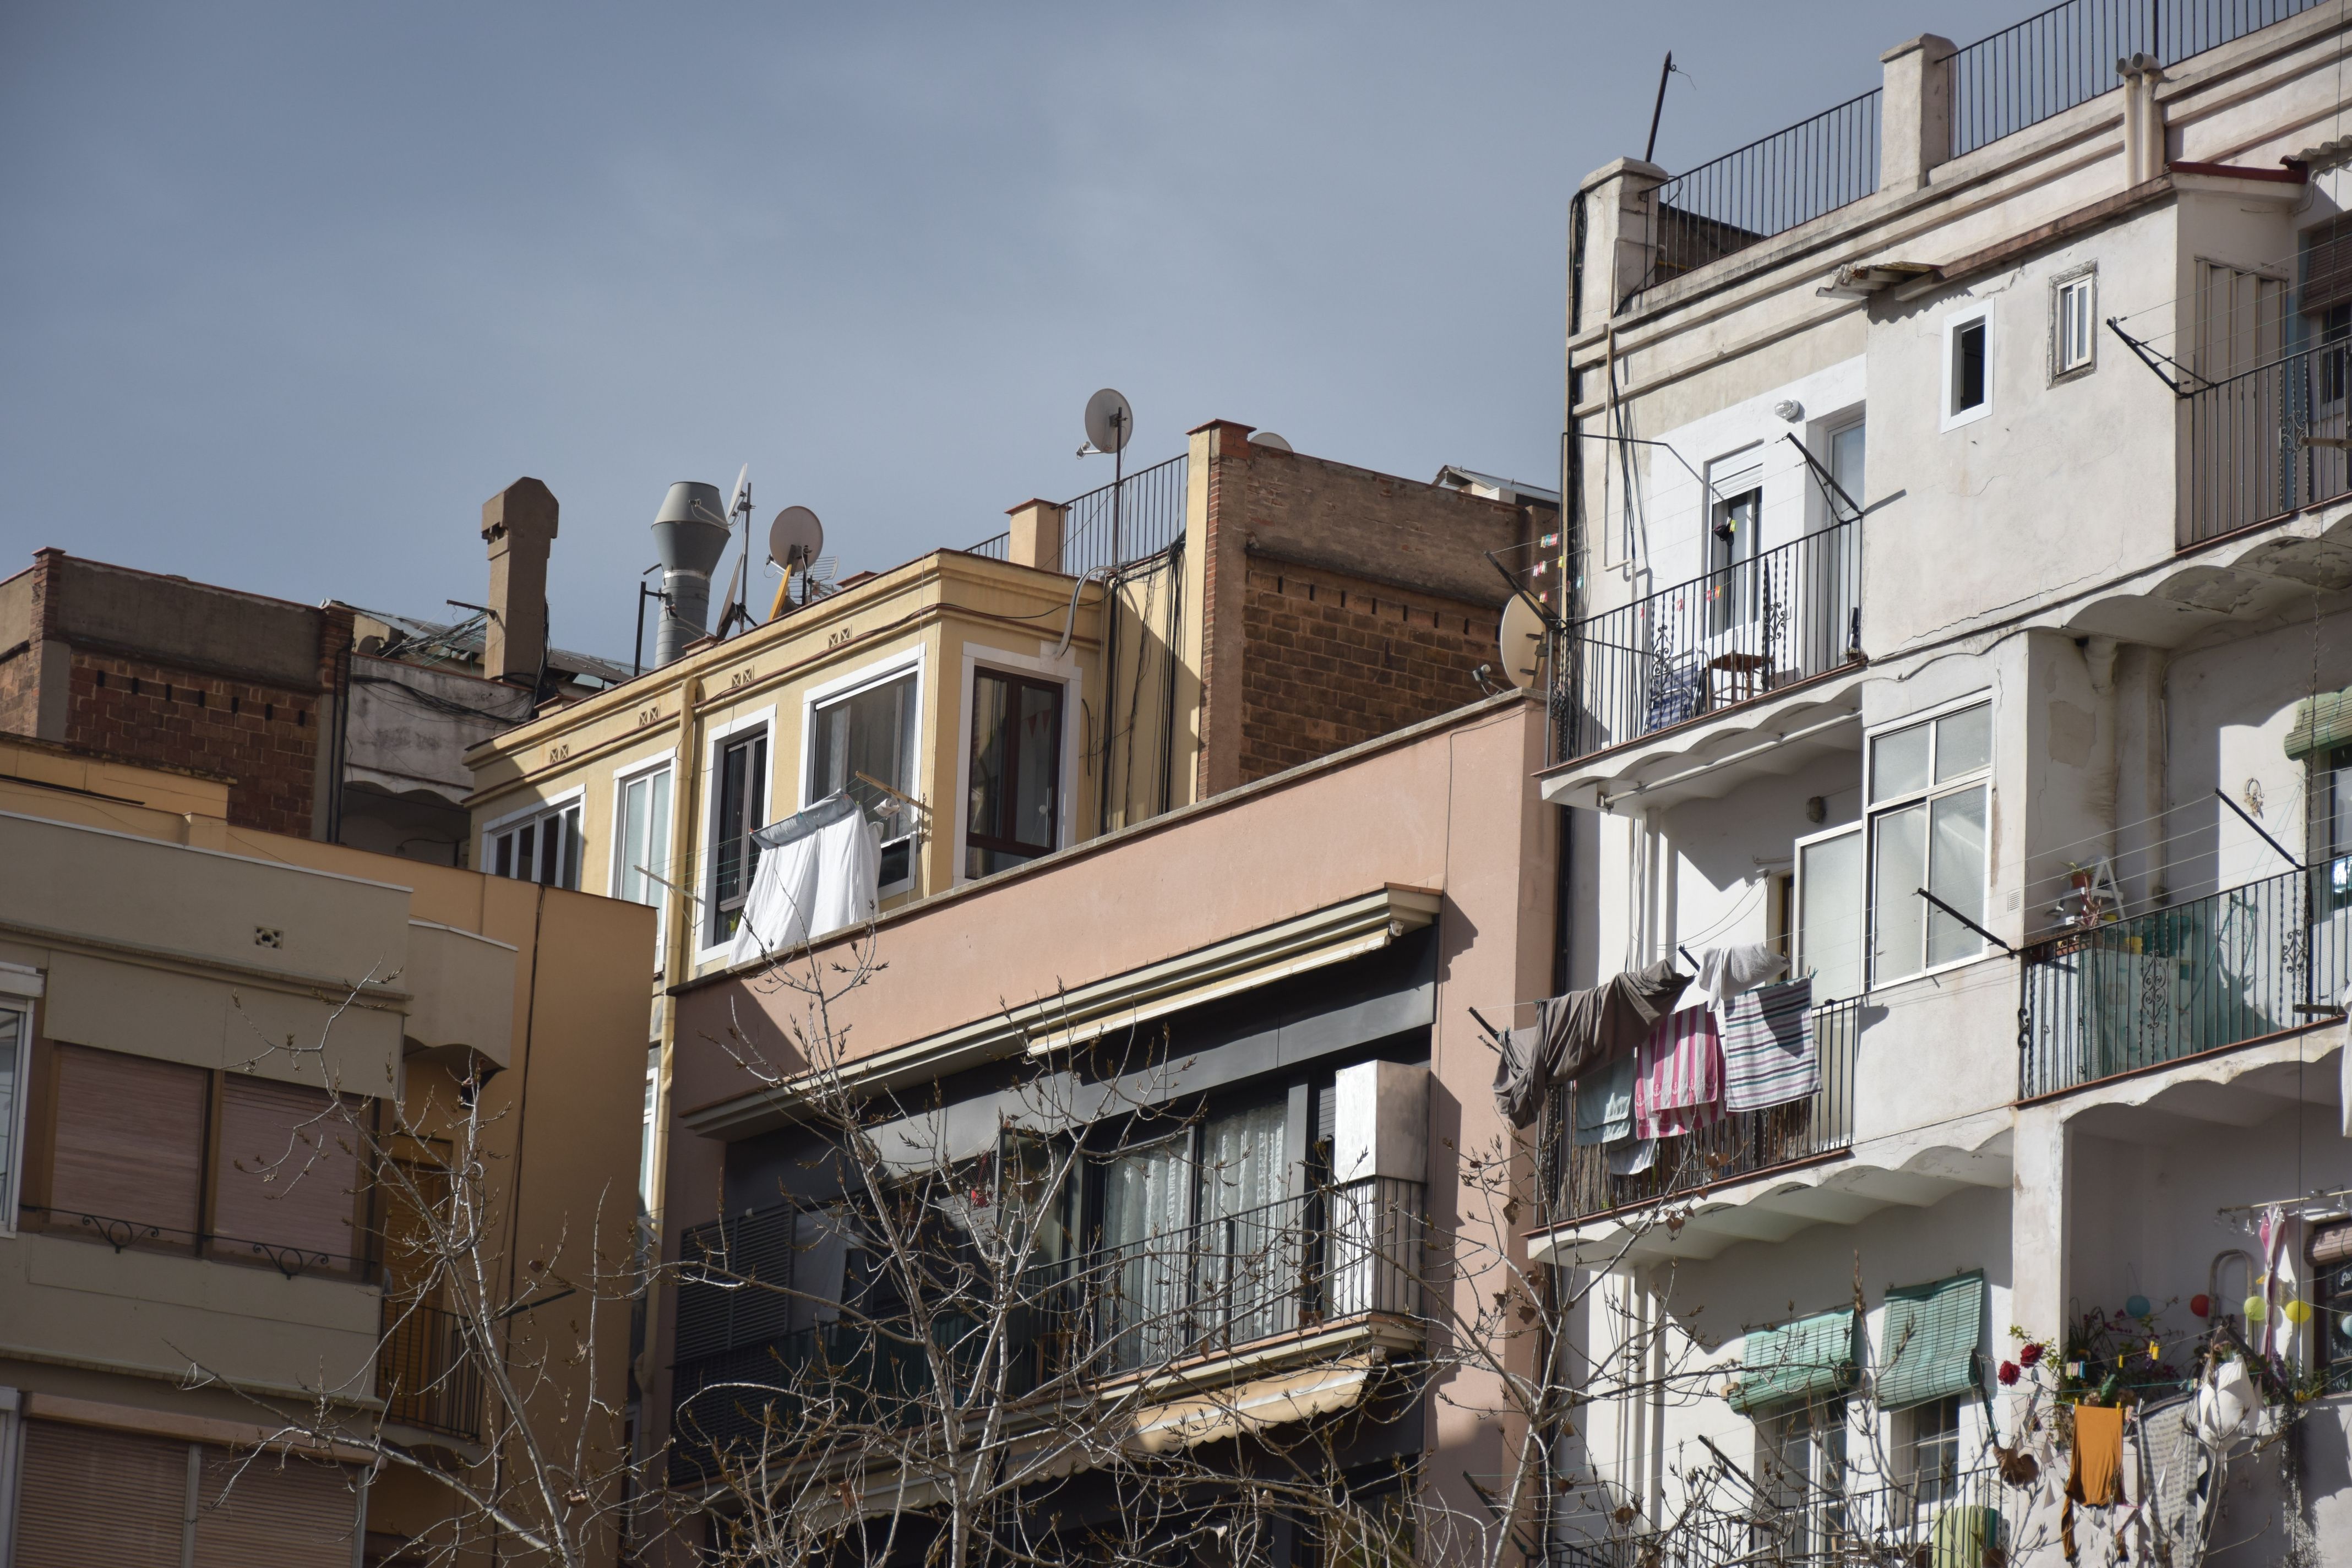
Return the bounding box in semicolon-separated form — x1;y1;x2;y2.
2;2;2018;663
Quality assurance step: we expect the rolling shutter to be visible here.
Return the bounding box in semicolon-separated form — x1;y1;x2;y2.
1725;1307;1857;1414
13;1420;188;1568
2286;687;2352;762
213;1075;362;1271
48;1042;205;1237
1876;1270;1986;1411
191;1446;357;1568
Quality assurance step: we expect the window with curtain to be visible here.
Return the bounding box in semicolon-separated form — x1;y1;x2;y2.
811;671;920;888
1868;703;1991;985
45;1042;206;1246
1097;1135;1192;1370
489;799;582;890
616;764;672;926
212;1075;363;1273
966;669;1063;879
708;729;769;945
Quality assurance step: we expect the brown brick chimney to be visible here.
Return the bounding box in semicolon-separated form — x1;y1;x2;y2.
481;478;558;684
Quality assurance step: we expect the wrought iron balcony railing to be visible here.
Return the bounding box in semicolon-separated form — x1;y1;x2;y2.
1551;1466;2010;1568
16;1204;373;1281
2020;862;2352;1099
667;1175;1425;1483
965;454;1188;575
2183;337;2352;547
1544;996;1863;1226
1553;519;1861;767
378;1300;484;1442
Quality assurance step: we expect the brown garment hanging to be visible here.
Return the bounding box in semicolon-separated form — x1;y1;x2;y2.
2062;1403;2124;1560
1492;961;1692;1128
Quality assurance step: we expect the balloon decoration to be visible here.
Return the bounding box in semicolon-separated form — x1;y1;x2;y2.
2337;1312;2352;1342
2191;1294;2212;1318
2245;1295;2270;1323
2125;1294;2151;1318
2284;1298;2313;1326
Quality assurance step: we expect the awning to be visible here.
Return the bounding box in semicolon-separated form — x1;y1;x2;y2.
1875;1270;1984;1411
2287;686;2352;761
1127;1353;1380;1453
1724;1308;1857;1414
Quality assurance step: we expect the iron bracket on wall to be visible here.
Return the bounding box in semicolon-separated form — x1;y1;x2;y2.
2105;317;2204;398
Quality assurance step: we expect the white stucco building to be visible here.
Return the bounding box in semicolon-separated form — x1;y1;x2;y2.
1535;7;2352;1563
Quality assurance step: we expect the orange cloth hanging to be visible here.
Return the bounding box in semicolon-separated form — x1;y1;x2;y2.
2061;1404;2125;1560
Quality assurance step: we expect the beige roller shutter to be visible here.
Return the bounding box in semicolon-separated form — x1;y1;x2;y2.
191;1446;358;1568
13;1420;188;1568
213;1075;362;1270
48;1042;205;1238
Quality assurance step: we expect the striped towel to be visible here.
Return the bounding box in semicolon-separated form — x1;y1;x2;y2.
1722;977;1817;1113
1634;1006;1721;1140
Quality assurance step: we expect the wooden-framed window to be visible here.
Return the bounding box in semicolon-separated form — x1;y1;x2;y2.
708;728;770;946
965;668;1063;879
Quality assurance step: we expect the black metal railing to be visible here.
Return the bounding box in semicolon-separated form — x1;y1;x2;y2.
2182;337;2352;546
17;1205;372;1281
378;1300;483;1441
1555;519;1860;766
2021;863;2352;1098
1551;1467;2008;1568
1093;1176;1423;1375
1060;455;1188;578
966;531;1011;561
667;1175;1424;1482
1953;0;2328;158
1545;997;1863;1225
1640;92;1880;297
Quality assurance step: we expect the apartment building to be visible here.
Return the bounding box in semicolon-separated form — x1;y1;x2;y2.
1534;6;2352;1563
0;733;651;1566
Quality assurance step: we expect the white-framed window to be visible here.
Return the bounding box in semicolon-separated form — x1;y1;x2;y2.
1795;821;1865;1003
699;708;775;954
1827;416;1866;520
1903;1395;1965;1507
803;655;922;894
1867;699;1992;986
0;967;38;1237
1941;304;1992;430
2053;269;2097;379
611;755;676;945
484;792;585;890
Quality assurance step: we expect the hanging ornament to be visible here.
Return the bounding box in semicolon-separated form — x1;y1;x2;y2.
2125;1294;2151;1318
2245;1295;2270;1323
2284;1298;2313;1326
2149;1338;2162;1363
2191;1294;2212;1318
2338;1313;2352;1342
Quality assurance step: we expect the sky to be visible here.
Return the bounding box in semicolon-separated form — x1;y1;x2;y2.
1;2;2033;665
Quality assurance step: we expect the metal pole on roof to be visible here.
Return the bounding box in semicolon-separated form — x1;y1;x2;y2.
1644;52;1674;165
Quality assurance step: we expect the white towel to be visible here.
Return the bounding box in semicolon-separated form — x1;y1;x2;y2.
1696;942;1789;1009
728;796;881;963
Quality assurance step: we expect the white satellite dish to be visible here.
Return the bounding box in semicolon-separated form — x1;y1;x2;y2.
1252;431;1292;452
769;506;824;571
1498;595;1548;690
1084;388;1134;454
729;464;752;517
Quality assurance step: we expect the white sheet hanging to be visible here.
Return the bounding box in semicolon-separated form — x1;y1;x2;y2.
727;794;881;964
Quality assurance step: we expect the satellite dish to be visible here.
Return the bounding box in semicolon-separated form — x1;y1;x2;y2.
1252;431;1293;452
1084;388;1134;454
1498;596;1548;690
769;506;825;571
729;464;752;516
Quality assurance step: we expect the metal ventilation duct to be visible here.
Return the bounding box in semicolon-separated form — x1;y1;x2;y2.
651;481;729;668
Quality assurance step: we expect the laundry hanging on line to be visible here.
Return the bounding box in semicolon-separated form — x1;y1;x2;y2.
1572;1050;1635;1146
1695;941;1788;1009
1721;976;1818;1113
1634;1005;1722;1141
1491;960;1691;1129
727;793;883;965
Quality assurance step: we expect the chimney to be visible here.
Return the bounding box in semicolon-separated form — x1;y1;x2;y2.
650;481;731;668
481;477;559;683
1005;499;1066;574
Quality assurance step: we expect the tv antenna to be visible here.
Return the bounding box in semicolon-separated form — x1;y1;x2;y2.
1079;388;1134;565
768;505;825;614
714;465;757;638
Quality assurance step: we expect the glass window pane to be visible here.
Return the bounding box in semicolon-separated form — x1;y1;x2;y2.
1871;723;1931;802
0;1009;20;1204
816;673;918;840
516;823;537;884
1798;828;1865;1002
494;831;514;879
967;672;1010;843
1926;786;1989;967
1012;683;1060;852
1872;802;1929;984
1953;320;1987;411
1830;422;1865;513
1935;704;1991;781
648;770;671;887
620;776;650;904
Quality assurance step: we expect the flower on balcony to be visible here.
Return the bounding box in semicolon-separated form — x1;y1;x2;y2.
1998;1360;2021;1386
2019;1341;2043;1368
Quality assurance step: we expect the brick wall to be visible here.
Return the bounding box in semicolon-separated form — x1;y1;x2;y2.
65;652;326;836
1237;559;1498;783
0;644;37;739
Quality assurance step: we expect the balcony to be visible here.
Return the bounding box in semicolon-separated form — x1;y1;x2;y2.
1553;1466;2008;1568
1554;520;1860;770
2019;864;2352;1099
1544;998;1864;1225
377;1300;483;1442
667;1176;1424;1485
2183;339;2352;548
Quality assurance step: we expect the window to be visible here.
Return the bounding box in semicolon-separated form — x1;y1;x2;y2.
708;729;769;946
2323;302;2352;405
1868;701;1992;985
1796;824;1865;1002
2054;272;2096;378
1828;418;1866;520
1706;487;1761;634
966;669;1063;879
614;765;673;913
1756;1398;1847;1556
2316;743;2352;910
0;997;28;1229
489;799;583;890
1904;1395;1963;1507
810;671;920;890
1943;308;1991;429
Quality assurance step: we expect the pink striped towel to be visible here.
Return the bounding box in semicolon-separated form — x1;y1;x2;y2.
1634;1005;1722;1140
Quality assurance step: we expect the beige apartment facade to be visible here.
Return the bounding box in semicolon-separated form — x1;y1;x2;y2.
0;733;652;1567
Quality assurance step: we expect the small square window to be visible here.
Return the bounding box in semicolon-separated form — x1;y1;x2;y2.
2055;274;2095;376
